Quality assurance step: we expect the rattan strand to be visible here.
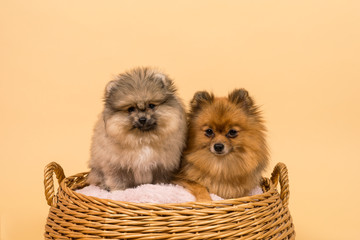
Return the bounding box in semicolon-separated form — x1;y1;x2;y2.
44;162;295;239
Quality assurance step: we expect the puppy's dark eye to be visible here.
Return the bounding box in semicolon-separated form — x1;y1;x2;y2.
227;129;238;138
128;107;135;113
205;128;214;137
148;103;156;109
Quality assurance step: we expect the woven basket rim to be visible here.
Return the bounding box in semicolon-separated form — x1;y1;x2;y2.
45;162;290;209
58;171;275;209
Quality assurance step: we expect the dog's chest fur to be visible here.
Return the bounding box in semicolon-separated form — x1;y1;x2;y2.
132;146;155;184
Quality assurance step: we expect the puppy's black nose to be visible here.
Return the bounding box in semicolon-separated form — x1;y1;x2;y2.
214;143;224;153
138;117;147;125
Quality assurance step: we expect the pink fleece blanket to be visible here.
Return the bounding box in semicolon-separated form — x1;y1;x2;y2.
76;184;263;204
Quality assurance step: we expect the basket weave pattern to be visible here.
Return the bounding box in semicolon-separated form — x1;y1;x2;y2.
44;162;295;239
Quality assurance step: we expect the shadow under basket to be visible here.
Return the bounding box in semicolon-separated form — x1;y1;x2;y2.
44;162;295;239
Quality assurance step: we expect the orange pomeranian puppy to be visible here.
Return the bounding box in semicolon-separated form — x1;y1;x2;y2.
175;89;269;201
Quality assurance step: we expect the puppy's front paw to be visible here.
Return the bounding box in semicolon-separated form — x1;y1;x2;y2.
196;195;212;202
195;192;212;202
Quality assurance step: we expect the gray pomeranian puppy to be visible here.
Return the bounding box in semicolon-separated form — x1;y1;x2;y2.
87;67;187;191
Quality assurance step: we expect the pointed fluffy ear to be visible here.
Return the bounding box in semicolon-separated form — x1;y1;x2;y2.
190;91;214;112
154;72;166;83
154;72;169;87
104;80;118;98
153;72;177;93
228;88;255;111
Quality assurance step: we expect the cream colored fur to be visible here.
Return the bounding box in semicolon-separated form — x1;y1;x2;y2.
87;67;187;191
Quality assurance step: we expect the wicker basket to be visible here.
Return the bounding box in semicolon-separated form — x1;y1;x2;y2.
44;162;295;239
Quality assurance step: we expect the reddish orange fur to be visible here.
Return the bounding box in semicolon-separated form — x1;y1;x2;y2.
177;89;269;200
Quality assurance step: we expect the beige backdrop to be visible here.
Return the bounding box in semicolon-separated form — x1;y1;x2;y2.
1;0;360;239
